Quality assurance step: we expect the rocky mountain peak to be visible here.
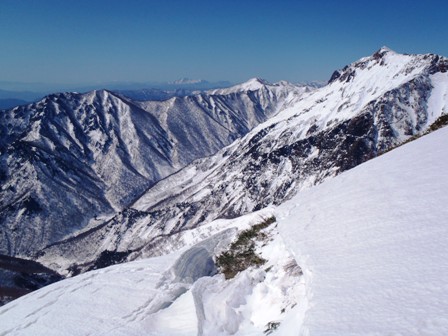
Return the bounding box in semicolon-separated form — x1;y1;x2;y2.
373;45;396;58
328;46;442;85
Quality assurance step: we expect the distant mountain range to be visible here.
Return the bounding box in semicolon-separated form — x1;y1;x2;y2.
0;79;324;110
0;90;45;109
0;99;29;110
0;79;234;109
0;78;311;260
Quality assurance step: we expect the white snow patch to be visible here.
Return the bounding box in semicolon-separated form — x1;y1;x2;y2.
428;71;448;123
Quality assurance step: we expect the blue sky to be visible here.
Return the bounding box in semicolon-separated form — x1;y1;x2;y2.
1;0;447;88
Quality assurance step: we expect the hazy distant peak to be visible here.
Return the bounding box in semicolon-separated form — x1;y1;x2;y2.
169;78;208;85
238;77;272;90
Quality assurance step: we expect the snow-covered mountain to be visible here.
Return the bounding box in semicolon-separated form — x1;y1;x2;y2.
36;47;448;273
1;111;447;335
0;79;306;257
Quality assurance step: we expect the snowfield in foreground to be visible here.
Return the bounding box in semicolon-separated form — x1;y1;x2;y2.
1;126;447;335
277;126;448;335
0;210;303;336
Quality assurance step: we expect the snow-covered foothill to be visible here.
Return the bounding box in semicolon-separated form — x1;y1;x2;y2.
277;126;448;335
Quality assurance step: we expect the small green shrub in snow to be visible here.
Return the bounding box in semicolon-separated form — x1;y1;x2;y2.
216;216;275;279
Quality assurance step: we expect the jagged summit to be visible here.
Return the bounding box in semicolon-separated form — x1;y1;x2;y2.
370;46;397;61
246;77;271;85
375;45;395;55
237;77;271;90
207;77;271;94
329;46;447;84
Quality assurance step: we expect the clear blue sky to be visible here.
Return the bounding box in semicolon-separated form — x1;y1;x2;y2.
1;0;447;87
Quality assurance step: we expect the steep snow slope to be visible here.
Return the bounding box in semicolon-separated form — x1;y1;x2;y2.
0;210;303;336
37;47;448;272
0;79;303;257
277;126;448;335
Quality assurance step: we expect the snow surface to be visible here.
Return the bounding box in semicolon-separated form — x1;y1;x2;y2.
277;126;448;335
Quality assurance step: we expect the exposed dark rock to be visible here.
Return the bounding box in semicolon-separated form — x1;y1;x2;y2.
89;250;132;271
328;70;342;84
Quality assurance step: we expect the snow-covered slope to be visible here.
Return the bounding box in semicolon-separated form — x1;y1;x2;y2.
0;80;303;257
276;125;448;335
36;47;448;272
0;210;303;336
